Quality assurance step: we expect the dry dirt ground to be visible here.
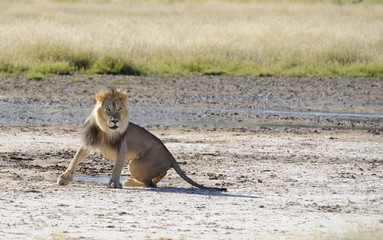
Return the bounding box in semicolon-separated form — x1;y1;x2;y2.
0;75;382;239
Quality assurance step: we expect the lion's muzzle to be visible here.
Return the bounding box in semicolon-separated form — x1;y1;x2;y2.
109;119;119;130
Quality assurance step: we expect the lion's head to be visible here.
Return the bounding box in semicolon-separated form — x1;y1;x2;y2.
94;87;129;134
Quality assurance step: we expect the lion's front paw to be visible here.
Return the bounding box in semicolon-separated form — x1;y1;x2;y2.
108;178;122;188
57;172;73;186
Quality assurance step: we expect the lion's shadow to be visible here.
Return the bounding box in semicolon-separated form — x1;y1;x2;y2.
139;187;261;199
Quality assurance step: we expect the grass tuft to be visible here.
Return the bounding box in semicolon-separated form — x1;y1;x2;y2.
92;54;141;75
37;61;73;75
0;61;28;75
70;51;96;71
26;72;46;81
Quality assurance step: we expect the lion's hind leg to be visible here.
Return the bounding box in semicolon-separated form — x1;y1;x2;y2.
123;178;147;187
123;171;166;188
123;178;157;188
127;158;169;188
152;171;167;185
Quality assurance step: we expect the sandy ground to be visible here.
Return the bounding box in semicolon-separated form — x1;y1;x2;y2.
0;75;382;239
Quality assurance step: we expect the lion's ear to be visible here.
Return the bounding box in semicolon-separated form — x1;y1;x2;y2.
95;91;107;103
118;91;128;103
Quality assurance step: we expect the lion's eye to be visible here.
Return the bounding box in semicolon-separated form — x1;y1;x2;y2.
118;107;122;112
106;107;111;112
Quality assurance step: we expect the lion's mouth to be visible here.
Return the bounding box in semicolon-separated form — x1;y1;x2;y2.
109;125;118;130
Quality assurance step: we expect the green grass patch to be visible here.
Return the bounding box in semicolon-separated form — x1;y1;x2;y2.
92;54;141;75
36;61;73;75
26;72;46;81
1;42;142;76
0;61;28;75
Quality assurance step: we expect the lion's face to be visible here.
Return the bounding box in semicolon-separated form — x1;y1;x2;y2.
102;97;128;130
94;88;129;134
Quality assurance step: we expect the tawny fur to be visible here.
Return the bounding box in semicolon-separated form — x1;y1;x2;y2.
57;87;226;191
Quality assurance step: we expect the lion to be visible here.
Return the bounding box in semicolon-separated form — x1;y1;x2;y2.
57;87;226;191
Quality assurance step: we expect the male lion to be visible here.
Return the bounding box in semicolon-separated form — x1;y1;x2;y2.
57;87;226;191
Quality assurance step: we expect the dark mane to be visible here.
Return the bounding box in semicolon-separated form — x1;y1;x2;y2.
82;119;102;147
82;118;127;150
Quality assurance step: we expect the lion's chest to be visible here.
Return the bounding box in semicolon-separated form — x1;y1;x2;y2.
99;145;140;162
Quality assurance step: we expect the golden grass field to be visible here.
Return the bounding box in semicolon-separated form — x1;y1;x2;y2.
0;0;382;77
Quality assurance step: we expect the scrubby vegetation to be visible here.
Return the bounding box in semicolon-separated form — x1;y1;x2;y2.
0;0;382;77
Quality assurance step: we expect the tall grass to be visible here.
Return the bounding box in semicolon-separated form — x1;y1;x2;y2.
0;0;382;77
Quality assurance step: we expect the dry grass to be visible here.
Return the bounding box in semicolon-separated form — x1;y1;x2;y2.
0;0;382;77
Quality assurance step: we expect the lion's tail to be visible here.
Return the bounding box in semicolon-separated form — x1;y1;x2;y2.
170;157;227;192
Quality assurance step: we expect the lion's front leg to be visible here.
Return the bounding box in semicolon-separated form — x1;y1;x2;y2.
108;139;128;188
58;146;90;186
108;140;128;188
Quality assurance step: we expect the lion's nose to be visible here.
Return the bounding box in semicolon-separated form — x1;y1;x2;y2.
112;119;119;124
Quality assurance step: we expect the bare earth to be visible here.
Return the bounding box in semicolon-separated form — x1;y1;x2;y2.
0;76;382;239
